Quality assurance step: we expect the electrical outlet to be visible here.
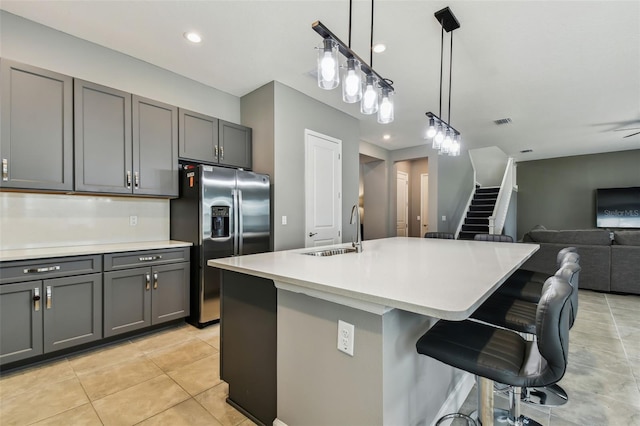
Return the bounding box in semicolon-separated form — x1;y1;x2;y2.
129;215;138;226
337;320;355;356
442;215;447;222
282;215;287;225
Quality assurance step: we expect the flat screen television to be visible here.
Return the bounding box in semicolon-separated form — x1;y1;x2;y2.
596;187;640;228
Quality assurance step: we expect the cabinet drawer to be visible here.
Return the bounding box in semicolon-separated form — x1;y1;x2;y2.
0;255;102;285
103;248;190;271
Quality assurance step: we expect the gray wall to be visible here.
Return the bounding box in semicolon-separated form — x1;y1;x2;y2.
437;153;475;234
360;142;392;240
1;11;240;122
241;82;360;251
394;159;429;237
469;147;509;187
516;149;640;238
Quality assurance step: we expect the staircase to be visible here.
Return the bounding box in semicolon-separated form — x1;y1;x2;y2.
458;187;499;240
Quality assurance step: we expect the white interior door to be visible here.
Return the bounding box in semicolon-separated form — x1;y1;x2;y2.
420;173;429;237
396;171;408;237
305;130;342;248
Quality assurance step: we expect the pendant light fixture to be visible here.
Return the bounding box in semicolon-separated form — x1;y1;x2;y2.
425;7;461;156
312;0;394;123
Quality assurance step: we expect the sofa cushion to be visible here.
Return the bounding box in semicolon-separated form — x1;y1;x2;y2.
611;246;640;294
528;229;612;245
613;230;640;246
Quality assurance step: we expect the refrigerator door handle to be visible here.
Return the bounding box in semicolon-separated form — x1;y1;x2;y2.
238;189;244;255
232;189;239;256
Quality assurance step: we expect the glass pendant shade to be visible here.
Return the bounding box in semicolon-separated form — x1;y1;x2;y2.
450;135;461;156
360;74;379;115
377;88;394;124
317;39;339;90
434;125;445;146
442;130;453;154
426;118;436;139
342;58;363;103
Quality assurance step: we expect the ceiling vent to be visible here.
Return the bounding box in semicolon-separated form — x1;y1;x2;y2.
493;118;512;125
520;149;533;153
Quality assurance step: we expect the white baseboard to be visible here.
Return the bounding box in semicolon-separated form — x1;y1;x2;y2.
429;373;475;426
273;418;288;426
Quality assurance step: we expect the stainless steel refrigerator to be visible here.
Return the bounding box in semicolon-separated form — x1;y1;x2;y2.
170;164;271;327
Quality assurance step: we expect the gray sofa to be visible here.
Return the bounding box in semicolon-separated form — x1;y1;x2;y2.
520;228;640;294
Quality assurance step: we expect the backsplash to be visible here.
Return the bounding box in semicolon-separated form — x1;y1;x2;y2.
0;193;169;250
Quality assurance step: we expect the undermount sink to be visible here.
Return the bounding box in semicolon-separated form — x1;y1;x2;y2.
302;247;357;257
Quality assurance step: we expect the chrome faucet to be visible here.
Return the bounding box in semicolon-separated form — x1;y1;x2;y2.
350;204;362;253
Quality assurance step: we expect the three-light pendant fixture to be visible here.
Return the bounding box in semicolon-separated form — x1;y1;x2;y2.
313;0;395;124
425;7;461;156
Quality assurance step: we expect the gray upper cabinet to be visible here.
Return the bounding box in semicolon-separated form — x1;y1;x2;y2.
178;108;218;164
178;109;252;169
75;80;179;197
219;120;252;170
0;59;73;191
133;96;179;197
74;79;132;194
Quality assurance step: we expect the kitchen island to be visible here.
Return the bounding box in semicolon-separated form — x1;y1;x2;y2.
209;237;538;426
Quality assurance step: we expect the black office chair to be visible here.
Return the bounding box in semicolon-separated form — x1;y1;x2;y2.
417;276;573;426
473;233;514;243
424;232;455;239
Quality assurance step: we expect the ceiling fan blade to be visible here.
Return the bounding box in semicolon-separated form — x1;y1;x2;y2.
623;131;640;138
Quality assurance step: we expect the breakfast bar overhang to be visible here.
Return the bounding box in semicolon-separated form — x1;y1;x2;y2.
209;237;539;425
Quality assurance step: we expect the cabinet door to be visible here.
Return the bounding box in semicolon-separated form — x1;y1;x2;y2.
133;96;179;197
219;120;252;169
151;262;189;325
178;108;218;164
0;281;43;365
0;59;73;191
103;267;151;337
42;273;102;353
74;79;132;194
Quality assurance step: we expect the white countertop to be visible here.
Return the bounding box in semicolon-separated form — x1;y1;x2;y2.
209;237;539;320
0;240;192;262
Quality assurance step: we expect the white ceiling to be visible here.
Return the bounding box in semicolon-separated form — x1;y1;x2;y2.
2;0;639;161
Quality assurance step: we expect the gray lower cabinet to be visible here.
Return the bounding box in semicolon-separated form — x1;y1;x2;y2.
178;109;252;169
0;59;73;191
74;80;179;196
0;255;103;366
103;249;190;338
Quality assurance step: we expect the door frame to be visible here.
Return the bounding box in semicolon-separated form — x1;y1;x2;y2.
420;173;429;237
396;170;409;237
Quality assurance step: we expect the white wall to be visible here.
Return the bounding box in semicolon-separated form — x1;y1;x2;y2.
0;11;241;250
469;146;509;187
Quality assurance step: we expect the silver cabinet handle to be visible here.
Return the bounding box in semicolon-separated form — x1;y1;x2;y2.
145;273;151;291
134;171;140;188
33;287;41;311
2;158;7;181
46;286;52;309
309;232;318;237
24;265;60;274
139;255;162;262
214;145;219;160
126;171;132;188
220;146;224;160
153;272;158;289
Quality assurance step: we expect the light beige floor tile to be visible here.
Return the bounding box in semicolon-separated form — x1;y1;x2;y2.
576;298;609;313
550;390;640;426
568;329;626;354
0;377;88;425
606;293;640;310
68;341;144;375
0;359;75;399
574;308;614;325
137;398;223;426
238;418;259;426
148;339;218;373
570;316;618;337
167;354;222;396
195;382;247;426
131;326;196;354
92;375;189;425
578;289;607;301
193;324;221;350
568;343;632;375
32;403;102;425
77;356;164;401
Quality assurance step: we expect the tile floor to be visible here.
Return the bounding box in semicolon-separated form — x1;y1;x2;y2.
0;323;255;426
0;289;638;425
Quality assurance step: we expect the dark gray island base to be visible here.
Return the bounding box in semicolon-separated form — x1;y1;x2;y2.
220;270;277;426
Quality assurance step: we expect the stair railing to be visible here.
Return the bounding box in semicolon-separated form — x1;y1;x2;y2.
488;158;515;235
454;168;477;239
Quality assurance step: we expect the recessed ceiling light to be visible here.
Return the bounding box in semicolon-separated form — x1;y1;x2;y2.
383;134;391;140
373;43;386;53
184;32;202;43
